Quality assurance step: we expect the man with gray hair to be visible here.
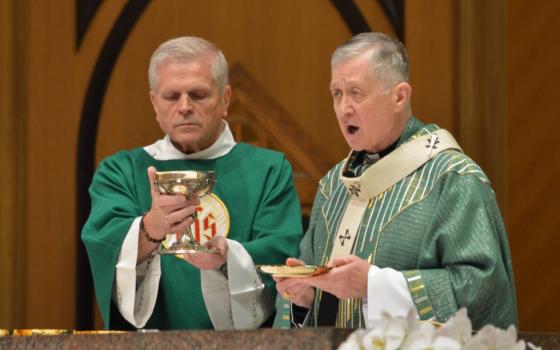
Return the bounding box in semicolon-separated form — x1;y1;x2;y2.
82;36;303;330
273;32;517;330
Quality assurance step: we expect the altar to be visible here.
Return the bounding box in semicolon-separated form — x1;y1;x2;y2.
1;328;558;349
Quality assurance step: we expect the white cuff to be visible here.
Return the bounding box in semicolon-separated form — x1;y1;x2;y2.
200;268;232;329
201;238;273;330
363;265;418;328
113;216;161;328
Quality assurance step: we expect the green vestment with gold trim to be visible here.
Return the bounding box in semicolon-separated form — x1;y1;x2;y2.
274;117;517;330
82;143;303;329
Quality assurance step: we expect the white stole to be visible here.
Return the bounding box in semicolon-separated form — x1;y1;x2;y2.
332;129;461;258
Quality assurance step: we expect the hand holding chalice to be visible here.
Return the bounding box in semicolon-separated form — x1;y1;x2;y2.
152;169;216;255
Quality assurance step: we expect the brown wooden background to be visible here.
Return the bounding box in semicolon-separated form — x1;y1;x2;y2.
1;0;559;331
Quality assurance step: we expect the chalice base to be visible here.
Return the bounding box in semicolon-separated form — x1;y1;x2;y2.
154;242;216;255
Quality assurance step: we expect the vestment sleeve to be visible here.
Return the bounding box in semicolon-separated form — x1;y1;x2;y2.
81;155;144;328
240;156;303;265
402;173;517;329
201;239;273;330
113;216;161;328
218;155;302;328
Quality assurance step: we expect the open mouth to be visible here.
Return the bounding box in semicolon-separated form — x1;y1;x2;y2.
347;125;359;134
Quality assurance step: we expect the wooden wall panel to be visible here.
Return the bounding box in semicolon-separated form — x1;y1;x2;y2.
507;1;560;332
456;0;507;206
97;0;353;165
24;0;81;328
22;0;129;329
407;0;560;332
0;0;26;328
405;0;456;133
7;0;559;332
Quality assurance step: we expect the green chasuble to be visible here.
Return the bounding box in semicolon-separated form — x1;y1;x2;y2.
82;143;303;329
274;117;517;330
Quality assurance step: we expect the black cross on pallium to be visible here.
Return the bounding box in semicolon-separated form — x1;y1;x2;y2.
425;134;440;150
349;184;361;197
339;229;351;246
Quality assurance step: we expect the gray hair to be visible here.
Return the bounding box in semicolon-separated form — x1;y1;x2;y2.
148;36;229;93
331;32;408;88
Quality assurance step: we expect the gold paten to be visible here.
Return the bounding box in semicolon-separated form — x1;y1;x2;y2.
258;265;330;278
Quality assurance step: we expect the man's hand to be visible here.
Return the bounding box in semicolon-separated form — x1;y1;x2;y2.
137;166;200;264
273;258;316;308
143;166;200;241
306;255;370;299
182;236;227;270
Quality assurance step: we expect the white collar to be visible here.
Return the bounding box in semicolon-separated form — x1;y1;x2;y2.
143;121;236;160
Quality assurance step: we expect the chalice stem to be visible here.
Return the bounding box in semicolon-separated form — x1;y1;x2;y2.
152;170;215;255
183;227;197;244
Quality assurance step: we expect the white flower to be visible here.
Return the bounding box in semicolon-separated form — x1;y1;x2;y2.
436;308;473;345
400;322;435;349
527;342;543;350
360;311;410;350
463;324;525;350
401;322;461;350
431;336;463;350
338;329;368;350
338;308;535;350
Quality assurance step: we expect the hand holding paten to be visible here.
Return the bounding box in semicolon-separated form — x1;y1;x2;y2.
306;255;370;299
273;258;316;307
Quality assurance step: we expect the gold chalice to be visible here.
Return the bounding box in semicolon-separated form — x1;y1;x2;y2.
153;170;216;255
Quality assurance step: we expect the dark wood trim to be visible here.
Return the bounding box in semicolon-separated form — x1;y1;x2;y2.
330;0;371;35
378;0;405;41
75;0;102;50
330;0;405;41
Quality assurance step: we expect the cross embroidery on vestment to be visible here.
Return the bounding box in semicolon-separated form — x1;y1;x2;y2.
425;134;440;157
349;184;361;197
339;229;351;246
